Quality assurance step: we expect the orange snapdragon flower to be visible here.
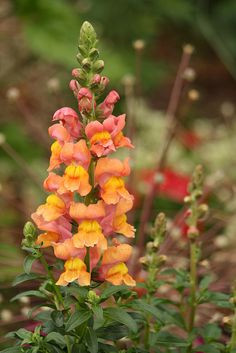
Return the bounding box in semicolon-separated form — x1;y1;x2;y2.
106;263;136;286
35;194;66;222
62;165;91;195
95;158;133;205
56;258;90;286
70;201;107;249
48;141;63;171
100;243;135;286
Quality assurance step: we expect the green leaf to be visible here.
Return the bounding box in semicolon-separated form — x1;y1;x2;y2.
86;327;98;353
65;309;92;332
204;291;232;308
13;272;43;286
51;310;64;327
128;300;164;324
15;328;32;340
98;343;118;353
104;307;137;333
0;348;22;353
193;344;221;353
96;323;128;340
23;255;37;274
154;331;189;347
100;285;127;302
11;290;45;302
45;332;66;347
198;324;221;341
92;305;104;330
72;344;87;353
199;274;213;289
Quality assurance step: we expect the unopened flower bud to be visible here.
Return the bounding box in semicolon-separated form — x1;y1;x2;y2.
87;290;100;304
89;47;99;61
91;74;101;84
133;39;145;51
158;255;167;265
100;76;109;87
198;203;208;219
78;87;93;113
188;89;200;101
222;316;232;325
183;67;196;82
93;60;104;73
69;79;80;95
187;226;199;239
184;196;191;204
82;58;91;71
23;222;37;239
47;77;60;93
1;309;13;322
183;44;194;55
72;68;81;78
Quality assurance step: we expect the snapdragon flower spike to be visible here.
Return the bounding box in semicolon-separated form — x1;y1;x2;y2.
31;21;135;287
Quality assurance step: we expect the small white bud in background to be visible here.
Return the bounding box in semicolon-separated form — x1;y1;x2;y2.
47;77;60;93
133;39;145;51
221;101;235;118
19;296;30;305
215;235;229;248
1;309;13;322
6;87;20;102
188;89;200;101
21;306;31;317
183;44;194;55
183;67;196;82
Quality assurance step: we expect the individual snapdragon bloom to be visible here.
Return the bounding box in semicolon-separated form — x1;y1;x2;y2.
56;258;90;286
85;114;133;157
98;90;120;118
70;201;107;249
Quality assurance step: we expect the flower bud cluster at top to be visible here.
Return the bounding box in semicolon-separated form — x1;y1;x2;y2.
31;22;136;287
184;165;208;240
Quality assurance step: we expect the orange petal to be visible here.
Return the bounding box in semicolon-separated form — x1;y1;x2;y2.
36;232;59;248
124;273;136;286
69;200;105;221
102;244;132;265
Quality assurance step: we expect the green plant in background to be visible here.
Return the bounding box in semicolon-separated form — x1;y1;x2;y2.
1;21;236;353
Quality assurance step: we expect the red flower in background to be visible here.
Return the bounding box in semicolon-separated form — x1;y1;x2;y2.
142;168;190;203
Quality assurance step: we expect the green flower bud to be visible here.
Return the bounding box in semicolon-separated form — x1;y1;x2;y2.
79;21;97;51
23;222;37;239
82;58;92;71
89;48;99;61
87;290;100;304
93;60;104;73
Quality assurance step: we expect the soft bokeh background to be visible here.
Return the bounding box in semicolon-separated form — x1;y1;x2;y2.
1;0;236;345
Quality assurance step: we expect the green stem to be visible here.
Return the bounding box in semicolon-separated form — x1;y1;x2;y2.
229;288;236;352
186;240;197;353
65;335;72;353
144;294;151;350
39;254;64;309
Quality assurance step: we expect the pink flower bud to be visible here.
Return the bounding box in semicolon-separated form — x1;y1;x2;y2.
78;88;93;113
101;76;109;87
53;107;81;139
92;74;101;84
71;68;80;78
69;79;80;95
99;90;120;118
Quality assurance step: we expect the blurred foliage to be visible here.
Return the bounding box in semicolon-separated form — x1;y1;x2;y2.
11;0;236;84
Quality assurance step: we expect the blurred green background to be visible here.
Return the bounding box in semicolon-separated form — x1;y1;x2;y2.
1;0;236;346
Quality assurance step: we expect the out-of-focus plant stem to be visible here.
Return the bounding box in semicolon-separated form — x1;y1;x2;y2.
136;44;194;261
228;285;236;352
